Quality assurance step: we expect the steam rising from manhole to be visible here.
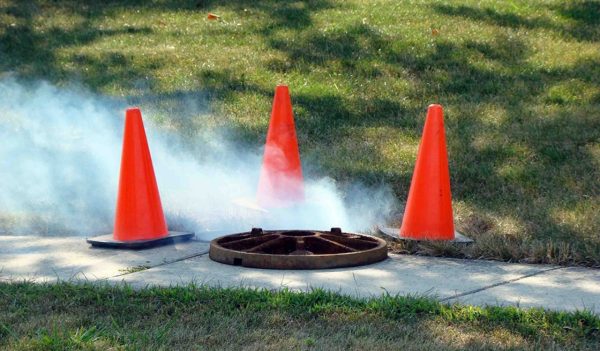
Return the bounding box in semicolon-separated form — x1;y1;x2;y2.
0;79;398;238
209;228;387;269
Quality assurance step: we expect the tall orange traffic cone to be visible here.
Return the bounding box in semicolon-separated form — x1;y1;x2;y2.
401;104;454;240
256;85;304;207
87;107;194;249
379;104;471;242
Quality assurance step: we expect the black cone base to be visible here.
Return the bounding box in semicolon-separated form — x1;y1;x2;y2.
378;226;473;243
87;231;195;249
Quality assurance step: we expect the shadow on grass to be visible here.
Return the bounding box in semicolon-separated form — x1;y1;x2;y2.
433;1;600;43
0;0;336;88
198;0;336;34
554;0;600;26
0;1;163;91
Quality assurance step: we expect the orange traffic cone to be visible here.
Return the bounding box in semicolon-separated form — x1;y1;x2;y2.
257;85;304;207
87;107;194;249
379;104;471;242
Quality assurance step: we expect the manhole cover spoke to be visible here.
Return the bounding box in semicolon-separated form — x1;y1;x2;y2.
309;236;357;253
219;234;279;251
246;235;291;253
319;234;379;250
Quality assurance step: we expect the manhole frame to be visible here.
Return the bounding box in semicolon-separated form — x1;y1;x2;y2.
209;228;388;270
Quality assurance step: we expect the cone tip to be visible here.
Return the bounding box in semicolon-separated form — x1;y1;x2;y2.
125;107;143;121
275;85;289;92
428;104;443;111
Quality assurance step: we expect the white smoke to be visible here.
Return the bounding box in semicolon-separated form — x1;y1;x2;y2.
0;78;397;240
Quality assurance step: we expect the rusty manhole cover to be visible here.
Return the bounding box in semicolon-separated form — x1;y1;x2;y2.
209;228;387;269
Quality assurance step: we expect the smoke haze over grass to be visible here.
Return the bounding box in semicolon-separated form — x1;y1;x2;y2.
0;79;397;239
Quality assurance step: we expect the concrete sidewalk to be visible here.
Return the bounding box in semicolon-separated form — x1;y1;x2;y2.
1;235;598;314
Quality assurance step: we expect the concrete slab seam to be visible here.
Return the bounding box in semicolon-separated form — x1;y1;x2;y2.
108;249;210;279
440;266;566;302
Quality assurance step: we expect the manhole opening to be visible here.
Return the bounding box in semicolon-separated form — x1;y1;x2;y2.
209;228;388;269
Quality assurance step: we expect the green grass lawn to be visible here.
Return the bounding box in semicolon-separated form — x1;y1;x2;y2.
1;0;599;265
1;282;598;350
